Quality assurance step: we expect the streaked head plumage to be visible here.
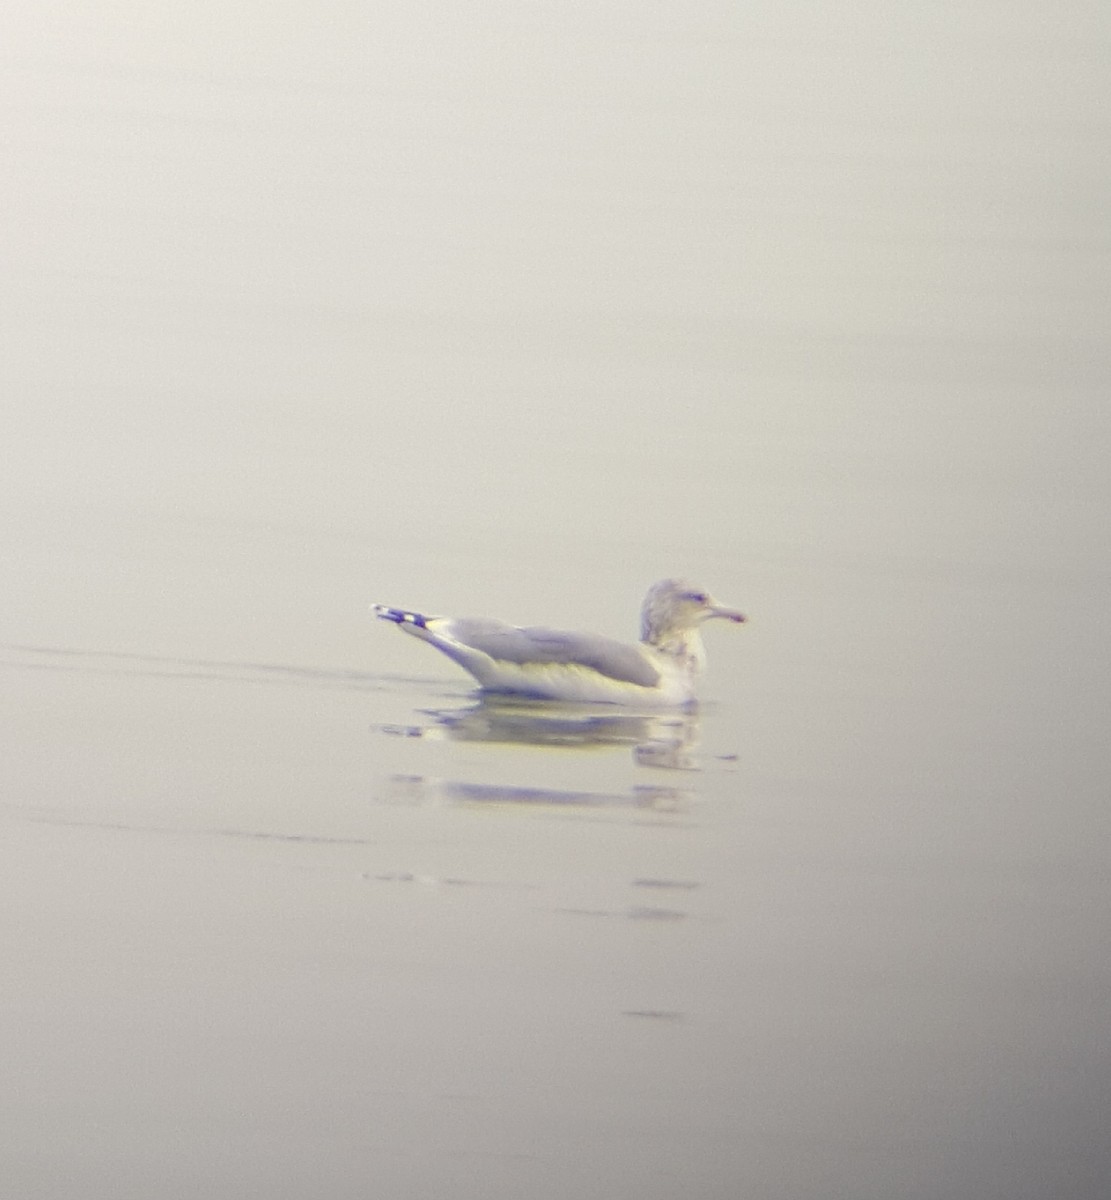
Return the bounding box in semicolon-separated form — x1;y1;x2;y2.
640;578;746;645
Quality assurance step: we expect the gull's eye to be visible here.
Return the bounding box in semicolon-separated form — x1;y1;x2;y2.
686;591;708;605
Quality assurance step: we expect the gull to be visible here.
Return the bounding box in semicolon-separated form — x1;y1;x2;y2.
371;578;746;705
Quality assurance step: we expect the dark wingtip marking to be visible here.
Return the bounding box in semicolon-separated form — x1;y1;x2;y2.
374;605;428;629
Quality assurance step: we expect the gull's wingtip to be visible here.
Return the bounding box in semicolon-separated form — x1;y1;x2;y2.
372;603;431;629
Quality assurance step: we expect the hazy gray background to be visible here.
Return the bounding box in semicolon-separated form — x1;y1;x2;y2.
2;3;1109;1198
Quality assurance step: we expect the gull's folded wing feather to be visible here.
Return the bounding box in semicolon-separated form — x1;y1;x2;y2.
431;619;661;689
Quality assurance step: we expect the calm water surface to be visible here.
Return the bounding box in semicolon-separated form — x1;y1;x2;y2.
2;4;1109;1198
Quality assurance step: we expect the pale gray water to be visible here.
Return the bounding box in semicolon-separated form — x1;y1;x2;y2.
2;3;1109;1198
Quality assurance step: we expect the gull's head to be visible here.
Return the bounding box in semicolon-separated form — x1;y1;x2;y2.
640;578;746;645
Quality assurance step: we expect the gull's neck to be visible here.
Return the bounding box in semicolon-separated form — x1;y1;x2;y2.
641;625;706;671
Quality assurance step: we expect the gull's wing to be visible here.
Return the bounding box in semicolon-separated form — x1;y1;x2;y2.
425;618;662;689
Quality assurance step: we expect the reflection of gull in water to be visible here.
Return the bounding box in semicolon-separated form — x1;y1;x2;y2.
372;578;745;705
378;773;692;815
425;699;686;747
406;698;703;770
